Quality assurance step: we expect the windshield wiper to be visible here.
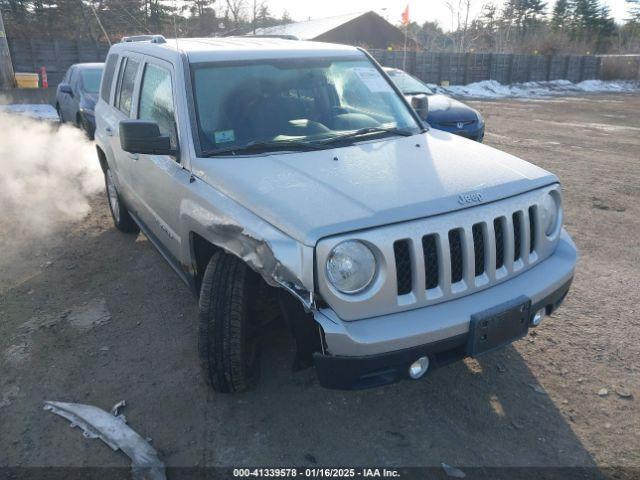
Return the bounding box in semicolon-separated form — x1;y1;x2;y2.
317;126;415;146
201;139;327;157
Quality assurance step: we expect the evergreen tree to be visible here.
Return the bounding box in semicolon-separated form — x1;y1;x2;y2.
551;0;572;30
627;0;640;23
503;0;547;38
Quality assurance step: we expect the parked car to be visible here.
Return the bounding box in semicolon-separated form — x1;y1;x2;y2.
384;67;485;142
95;36;576;392
56;63;104;139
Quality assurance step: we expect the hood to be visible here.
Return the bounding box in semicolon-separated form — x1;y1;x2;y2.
426;94;479;123
192;131;557;246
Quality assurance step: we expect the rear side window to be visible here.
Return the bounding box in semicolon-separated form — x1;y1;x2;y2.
116;57;140;117
100;54;118;102
138;63;177;148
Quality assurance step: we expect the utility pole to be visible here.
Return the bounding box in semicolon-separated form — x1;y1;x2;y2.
0;9;16;89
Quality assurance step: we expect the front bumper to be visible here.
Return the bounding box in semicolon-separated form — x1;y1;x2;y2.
313;230;576;389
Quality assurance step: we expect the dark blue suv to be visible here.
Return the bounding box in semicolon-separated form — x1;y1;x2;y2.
55;63;104;139
385;67;485;142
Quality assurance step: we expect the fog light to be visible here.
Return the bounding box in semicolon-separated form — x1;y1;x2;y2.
409;356;430;379
531;308;546;326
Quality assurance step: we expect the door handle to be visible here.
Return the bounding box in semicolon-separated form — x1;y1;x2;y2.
128;153;139;160
105;127;113;136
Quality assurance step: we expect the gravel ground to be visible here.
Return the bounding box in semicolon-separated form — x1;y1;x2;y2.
0;93;638;478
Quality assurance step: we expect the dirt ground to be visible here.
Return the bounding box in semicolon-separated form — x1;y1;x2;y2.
0;93;639;478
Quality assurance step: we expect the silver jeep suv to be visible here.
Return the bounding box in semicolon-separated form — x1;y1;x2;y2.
94;35;577;392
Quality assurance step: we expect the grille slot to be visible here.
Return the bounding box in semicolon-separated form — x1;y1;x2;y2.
422;234;439;289
472;223;485;276
513;212;522;261
529;206;536;253
494;217;505;269
393;240;413;295
448;229;464;283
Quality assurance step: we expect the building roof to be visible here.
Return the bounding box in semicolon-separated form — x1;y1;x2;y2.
252;12;367;40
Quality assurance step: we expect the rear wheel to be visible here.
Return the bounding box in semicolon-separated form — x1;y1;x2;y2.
198;251;266;393
78;114;94;140
104;165;139;234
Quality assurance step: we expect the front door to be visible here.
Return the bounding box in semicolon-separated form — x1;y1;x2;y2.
129;56;189;262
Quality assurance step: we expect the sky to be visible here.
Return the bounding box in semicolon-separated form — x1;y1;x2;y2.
263;0;632;31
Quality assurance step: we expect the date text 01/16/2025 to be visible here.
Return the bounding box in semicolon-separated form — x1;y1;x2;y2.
232;468;401;478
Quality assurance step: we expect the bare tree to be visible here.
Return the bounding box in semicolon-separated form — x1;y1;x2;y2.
225;0;246;26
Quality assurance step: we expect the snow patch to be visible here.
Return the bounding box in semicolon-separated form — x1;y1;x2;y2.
432;79;640;99
0;103;59;121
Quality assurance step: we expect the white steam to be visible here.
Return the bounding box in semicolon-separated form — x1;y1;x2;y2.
0;111;103;242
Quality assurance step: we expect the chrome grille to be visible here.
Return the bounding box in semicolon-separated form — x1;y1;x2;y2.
316;185;561;321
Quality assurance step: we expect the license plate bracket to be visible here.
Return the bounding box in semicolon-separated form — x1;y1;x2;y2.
467;296;531;357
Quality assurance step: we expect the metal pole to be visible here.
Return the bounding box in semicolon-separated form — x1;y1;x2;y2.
89;2;111;46
402;24;408;71
0;9;16;88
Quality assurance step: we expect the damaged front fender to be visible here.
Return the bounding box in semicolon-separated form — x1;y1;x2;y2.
180;190;316;310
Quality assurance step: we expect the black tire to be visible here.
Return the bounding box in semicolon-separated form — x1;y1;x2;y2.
198;251;263;393
104;164;139;234
78;114;95;140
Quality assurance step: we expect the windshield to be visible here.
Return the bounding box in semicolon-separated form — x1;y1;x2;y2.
80;69;103;93
192;57;421;155
385;69;434;95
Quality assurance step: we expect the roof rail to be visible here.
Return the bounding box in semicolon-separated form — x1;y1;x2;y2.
244;34;299;40
121;35;167;44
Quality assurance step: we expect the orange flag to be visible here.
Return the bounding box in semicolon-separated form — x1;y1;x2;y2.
401;5;410;25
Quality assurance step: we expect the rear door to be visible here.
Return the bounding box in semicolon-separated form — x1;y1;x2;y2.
129;55;188;261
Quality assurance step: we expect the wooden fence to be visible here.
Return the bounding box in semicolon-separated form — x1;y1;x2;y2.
369;50;601;85
8;39;110;87
7;38;604;89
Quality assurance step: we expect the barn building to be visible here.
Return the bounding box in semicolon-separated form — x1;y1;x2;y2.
251;11;420;50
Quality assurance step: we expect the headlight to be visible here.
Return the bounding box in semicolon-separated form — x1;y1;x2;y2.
540;192;560;236
326;241;376;294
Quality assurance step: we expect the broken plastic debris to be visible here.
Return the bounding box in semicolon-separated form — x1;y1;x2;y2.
441;462;466;478
110;399;127;423
43;400;165;480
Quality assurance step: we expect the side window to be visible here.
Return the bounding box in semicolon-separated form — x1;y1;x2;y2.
116;57;139;117
100;54;118;103
138;63;177;149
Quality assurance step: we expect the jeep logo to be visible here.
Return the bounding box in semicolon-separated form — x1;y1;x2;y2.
458;192;484;205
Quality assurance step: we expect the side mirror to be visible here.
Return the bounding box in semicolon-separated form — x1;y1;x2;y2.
410;94;429;120
59;84;73;96
119;120;177;156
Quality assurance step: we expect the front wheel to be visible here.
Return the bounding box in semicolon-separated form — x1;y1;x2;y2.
198;251;264;393
104;165;139;233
